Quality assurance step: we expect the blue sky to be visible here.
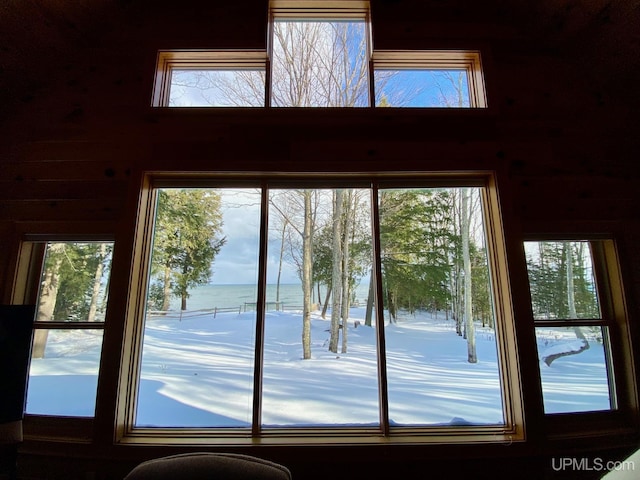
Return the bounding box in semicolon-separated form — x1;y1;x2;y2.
211;189;301;285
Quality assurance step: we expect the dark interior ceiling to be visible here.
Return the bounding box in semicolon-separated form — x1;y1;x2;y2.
0;0;639;125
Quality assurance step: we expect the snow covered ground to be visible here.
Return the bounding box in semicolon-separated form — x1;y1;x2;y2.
536;327;612;413
26;308;612;424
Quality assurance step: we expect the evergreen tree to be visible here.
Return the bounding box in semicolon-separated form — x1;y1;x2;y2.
379;189;457;321
33;242;113;358
151;189;226;311
312;223;335;319
525;241;601;365
471;245;492;327
526;241;600;320
53;243;112;322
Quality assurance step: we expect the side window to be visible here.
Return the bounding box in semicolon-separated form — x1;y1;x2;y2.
24;241;113;417
524;240;616;414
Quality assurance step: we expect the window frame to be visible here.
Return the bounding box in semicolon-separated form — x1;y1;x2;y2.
153;49;487;109
115;171;525;445
10;230;116;440
151;2;487;109
269;0;371;18
522;236;639;438
152;50;269;108
372;50;487;108
268;0;372;107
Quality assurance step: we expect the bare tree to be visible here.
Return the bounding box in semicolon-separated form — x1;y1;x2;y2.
329;189;344;353
270;190;323;359
275;218;290;309
170;20;417;358
87;243;108;322
272;21;369;107
461;188;477;363
435;71;469;108
301;190;314;359
269;196;298;309
171;20;370;108
340;190;356;353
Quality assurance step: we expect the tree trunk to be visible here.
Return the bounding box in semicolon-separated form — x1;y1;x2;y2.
387;288;397;323
276;220;288;308
451;191;463;336
181;293;187;311
329;189;344;353
566;243;577;319
321;284;331;319
451;270;461;335
462;188;477;363
33;244;65;358
365;270;374;327
162;265;172;311
340;191;354;354
87;243;107;322
301;190;313;359
543;330;590;366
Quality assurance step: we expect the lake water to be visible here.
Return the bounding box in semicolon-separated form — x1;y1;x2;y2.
168;283;371;312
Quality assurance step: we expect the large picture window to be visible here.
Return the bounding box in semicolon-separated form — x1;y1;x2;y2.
121;174;522;442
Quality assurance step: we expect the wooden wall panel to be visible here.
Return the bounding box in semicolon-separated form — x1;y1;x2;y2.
0;180;128;202
0;199;124;222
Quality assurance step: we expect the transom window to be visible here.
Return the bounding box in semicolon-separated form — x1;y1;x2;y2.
119;173;523;443
156;51;268;107
152;2;487;108
373;51;486;108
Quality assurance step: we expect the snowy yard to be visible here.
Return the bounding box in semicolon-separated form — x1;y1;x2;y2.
27;308;611;424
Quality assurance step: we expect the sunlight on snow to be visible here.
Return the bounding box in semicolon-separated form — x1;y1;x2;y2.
27;308;611;422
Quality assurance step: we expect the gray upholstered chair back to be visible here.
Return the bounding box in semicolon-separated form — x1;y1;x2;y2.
124;453;292;480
